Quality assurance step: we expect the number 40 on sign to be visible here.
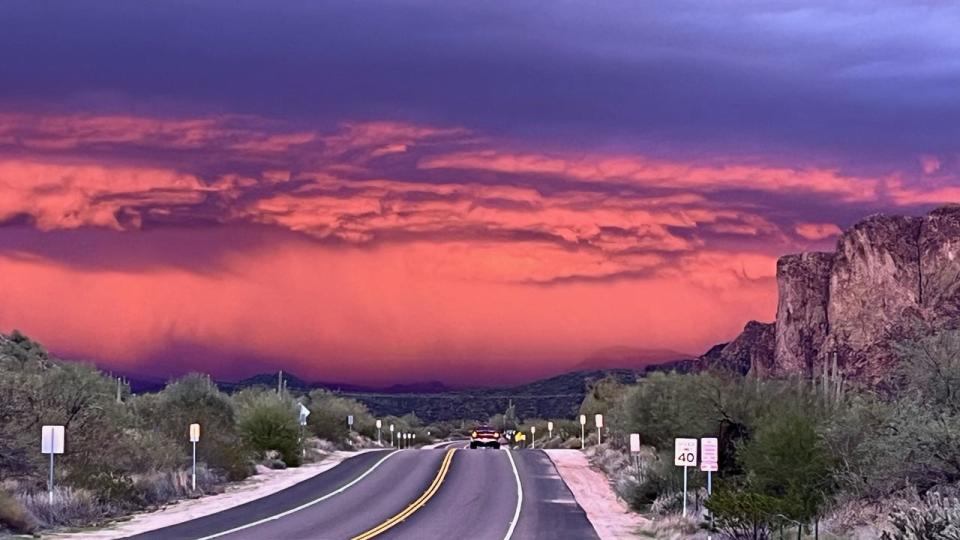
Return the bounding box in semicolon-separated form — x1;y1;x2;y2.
674;438;698;466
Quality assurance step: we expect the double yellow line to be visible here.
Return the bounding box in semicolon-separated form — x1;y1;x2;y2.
351;448;457;540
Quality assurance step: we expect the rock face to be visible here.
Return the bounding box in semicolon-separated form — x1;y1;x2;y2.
698;321;775;376
700;205;960;383
774;252;833;377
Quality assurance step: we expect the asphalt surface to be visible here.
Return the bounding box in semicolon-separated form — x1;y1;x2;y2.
125;447;599;540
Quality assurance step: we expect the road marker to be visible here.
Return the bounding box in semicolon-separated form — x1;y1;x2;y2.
503;448;523;540
197;451;399;540
351;449;456;540
190;423;201;490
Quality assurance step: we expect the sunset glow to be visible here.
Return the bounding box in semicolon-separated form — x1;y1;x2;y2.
1;1;958;385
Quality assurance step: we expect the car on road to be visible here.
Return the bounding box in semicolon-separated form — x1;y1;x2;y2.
469;425;502;449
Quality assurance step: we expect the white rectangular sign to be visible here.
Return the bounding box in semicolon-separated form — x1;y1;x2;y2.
347;415;354;426
595;414;604;428
41;426;65;454
700;437;719;472
674;438;697;467
629;433;641;453
189;423;201;442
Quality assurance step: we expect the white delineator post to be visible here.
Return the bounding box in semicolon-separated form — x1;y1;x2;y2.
530;425;536;449
190;423;201;491
595;414;604;446
41;426;65;504
298;403;311;457
674;438;698;517
547;421;554;439
629;433;641;473
579;414;586;449
390;424;395;447
376;419;382;445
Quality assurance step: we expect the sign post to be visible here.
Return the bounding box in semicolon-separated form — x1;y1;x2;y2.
700;437;719;527
347;415;354;433
390;424;395;447
579;414;587;449
376;419;382;445
547;421;554;439
41;426;65;504
298;403;311;457
595;414;604;446
531;425;536;449
674;438;698;517
629;433;641;473
189;423;201;490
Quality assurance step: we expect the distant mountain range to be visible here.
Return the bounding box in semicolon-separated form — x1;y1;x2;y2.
120;358;694;421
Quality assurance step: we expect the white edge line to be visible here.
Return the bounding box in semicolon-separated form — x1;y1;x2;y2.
502;448;523;540
197;451;399;540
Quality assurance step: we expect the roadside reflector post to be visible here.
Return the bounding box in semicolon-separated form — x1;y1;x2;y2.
347;415;354;434
595;414;604;446
190;423;201;491
579;414;586;450
41;426;65;504
629;433;641;474
376;419;382;445
547;421;554;439
674;438;698;518
531;425;536;449
390;424;395;447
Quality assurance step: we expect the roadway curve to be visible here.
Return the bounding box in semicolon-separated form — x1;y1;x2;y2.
124;448;599;540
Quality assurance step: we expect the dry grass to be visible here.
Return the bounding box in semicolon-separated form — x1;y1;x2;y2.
0;487;39;534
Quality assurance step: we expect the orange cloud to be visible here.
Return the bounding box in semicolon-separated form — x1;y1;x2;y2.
795;222;842;240
0;160;209;230
419;150;881;202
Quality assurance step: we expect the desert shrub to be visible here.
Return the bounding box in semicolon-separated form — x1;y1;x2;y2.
307;390;376;445
706;489;781;540
235;390;302;467
738;410;834;524
0;487;39;534
881;491;960;540
143;374;252;481
18;487;104;528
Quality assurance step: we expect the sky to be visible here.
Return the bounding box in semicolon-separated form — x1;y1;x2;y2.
1;1;959;386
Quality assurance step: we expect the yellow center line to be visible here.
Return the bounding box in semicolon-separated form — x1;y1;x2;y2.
351;448;457;540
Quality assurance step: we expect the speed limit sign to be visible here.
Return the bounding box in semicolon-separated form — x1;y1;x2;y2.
674;438;698;467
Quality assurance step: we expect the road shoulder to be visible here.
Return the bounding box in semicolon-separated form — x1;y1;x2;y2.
544;450;649;540
48;450;379;540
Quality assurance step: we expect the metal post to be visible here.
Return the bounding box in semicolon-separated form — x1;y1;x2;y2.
682;465;688;517
192;441;197;491
532;432;535;449
707;470;714;530
48;453;54;504
580;424;585;449
597;426;601;446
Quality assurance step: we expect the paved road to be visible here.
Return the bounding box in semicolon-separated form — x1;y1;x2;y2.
125;448;599;540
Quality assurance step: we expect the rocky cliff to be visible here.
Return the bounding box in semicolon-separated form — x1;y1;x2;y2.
701;205;960;383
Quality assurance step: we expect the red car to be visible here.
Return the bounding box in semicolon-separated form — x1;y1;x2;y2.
469;425;502;449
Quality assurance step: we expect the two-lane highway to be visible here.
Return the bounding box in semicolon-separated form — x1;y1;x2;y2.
126;447;599;540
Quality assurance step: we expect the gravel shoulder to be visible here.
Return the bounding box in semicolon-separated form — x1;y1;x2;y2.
544;449;650;539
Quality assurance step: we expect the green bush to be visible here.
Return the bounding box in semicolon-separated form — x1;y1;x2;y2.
235;391;302;467
307;390;376;445
705;489;782;540
144;374;252;481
